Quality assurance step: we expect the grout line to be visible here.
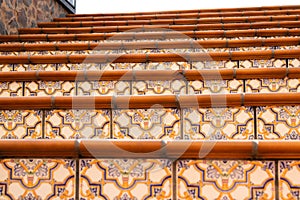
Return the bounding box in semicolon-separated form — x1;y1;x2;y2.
75;158;80;200
254;106;258;140
172;160;177;200
275;161;280;200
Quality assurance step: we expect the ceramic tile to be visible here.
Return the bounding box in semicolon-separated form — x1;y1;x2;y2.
133;80;187;95
0;82;23;96
24;81;75;96
189;79;243;94
78;81;130;96
0;159;75;199
191;61;238;69
14;64;56;71
0;110;42;139
177;160;275;199
257;106;300;140
240;59;286;68
183;107;254;140
113;109;180;139
288;58;300;68
80;159;172;199
246;78;300;93
0;64;13;72
45;109;110;139
279;160;300;199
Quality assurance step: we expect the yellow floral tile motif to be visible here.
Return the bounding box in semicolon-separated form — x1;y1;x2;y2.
240;59;286;68
0;110;42;139
45;109;110;139
80;159;172;199
288;58;300;68
279;160;300;199
246;78;300;93
0;82;23;96
14;64;57;71
183;107;254;140
177;160;275;199
133;80;187;95
0;159;75;199
189;79;243;94
192;61;237;69
24;81;75;96
257;106;300;140
0;64;13;72
113;109;180;139
78;81;130;96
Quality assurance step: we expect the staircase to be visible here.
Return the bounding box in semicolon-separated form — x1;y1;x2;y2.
0;4;300;199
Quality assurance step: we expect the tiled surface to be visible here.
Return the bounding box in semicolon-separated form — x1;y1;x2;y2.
240;59;286;68
0;110;42;139
183;107;254;140
192;61;238;69
78;81;130;96
25;81;75;96
177;160;275;199
189;79;243;94
113;109;180;139
246;78;300;93
0;159;75;199
0;82;23;96
45;109;110;139
257;106;300;140
288;58;300;68
133;80;186;95
80;159;172;199
14;64;57;71
279;160;300;199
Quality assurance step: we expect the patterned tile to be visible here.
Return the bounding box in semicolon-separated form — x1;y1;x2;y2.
24;81;75;96
0;159;75;199
78;81;130;96
177;160;275;199
183;107;254;140
133;80;187;95
279;160;300;199
257;106;300;140
14;64;56;71
240;59;286;68
0;64;13;72
80;159;172;199
0;82;23;96
0;110;42;139
189;79;243;94
45;109;110;139
246;78;300;93
113;109;180;139
288;58;300;68
192;61;238;69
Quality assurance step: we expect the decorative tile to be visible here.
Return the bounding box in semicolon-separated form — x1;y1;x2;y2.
240;59;286;68
78;81;130;96
246;78;300;93
24;81;75;96
257;106;300;140
0;82;23;96
45;109;110;139
0;110;42;139
183;107;254;140
57;63;105;71
0;159;75;199
177;160;275;199
113;109;180;139
279;160;300;199
133;80;187;95
192;61;238;69
288;58;300;68
14;64;56;71
80;159;172;199
0;64;13;72
189;79;243;94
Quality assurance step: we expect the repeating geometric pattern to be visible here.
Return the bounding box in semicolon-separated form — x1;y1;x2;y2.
14;64;57;71
45;109;110;139
78;81;130;95
189;79;243;94
0;81;23;96
183;107;254;140
0;159;75;199
113;109;180;139
279;160;300;199
256;106;300;140
240;59;286;68
177;160;275;199
246;78;300;93
24;81;75;96
192;61;237;69
288;58;300;68
0;110;42;139
133;80;187;95
80;159;172;199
